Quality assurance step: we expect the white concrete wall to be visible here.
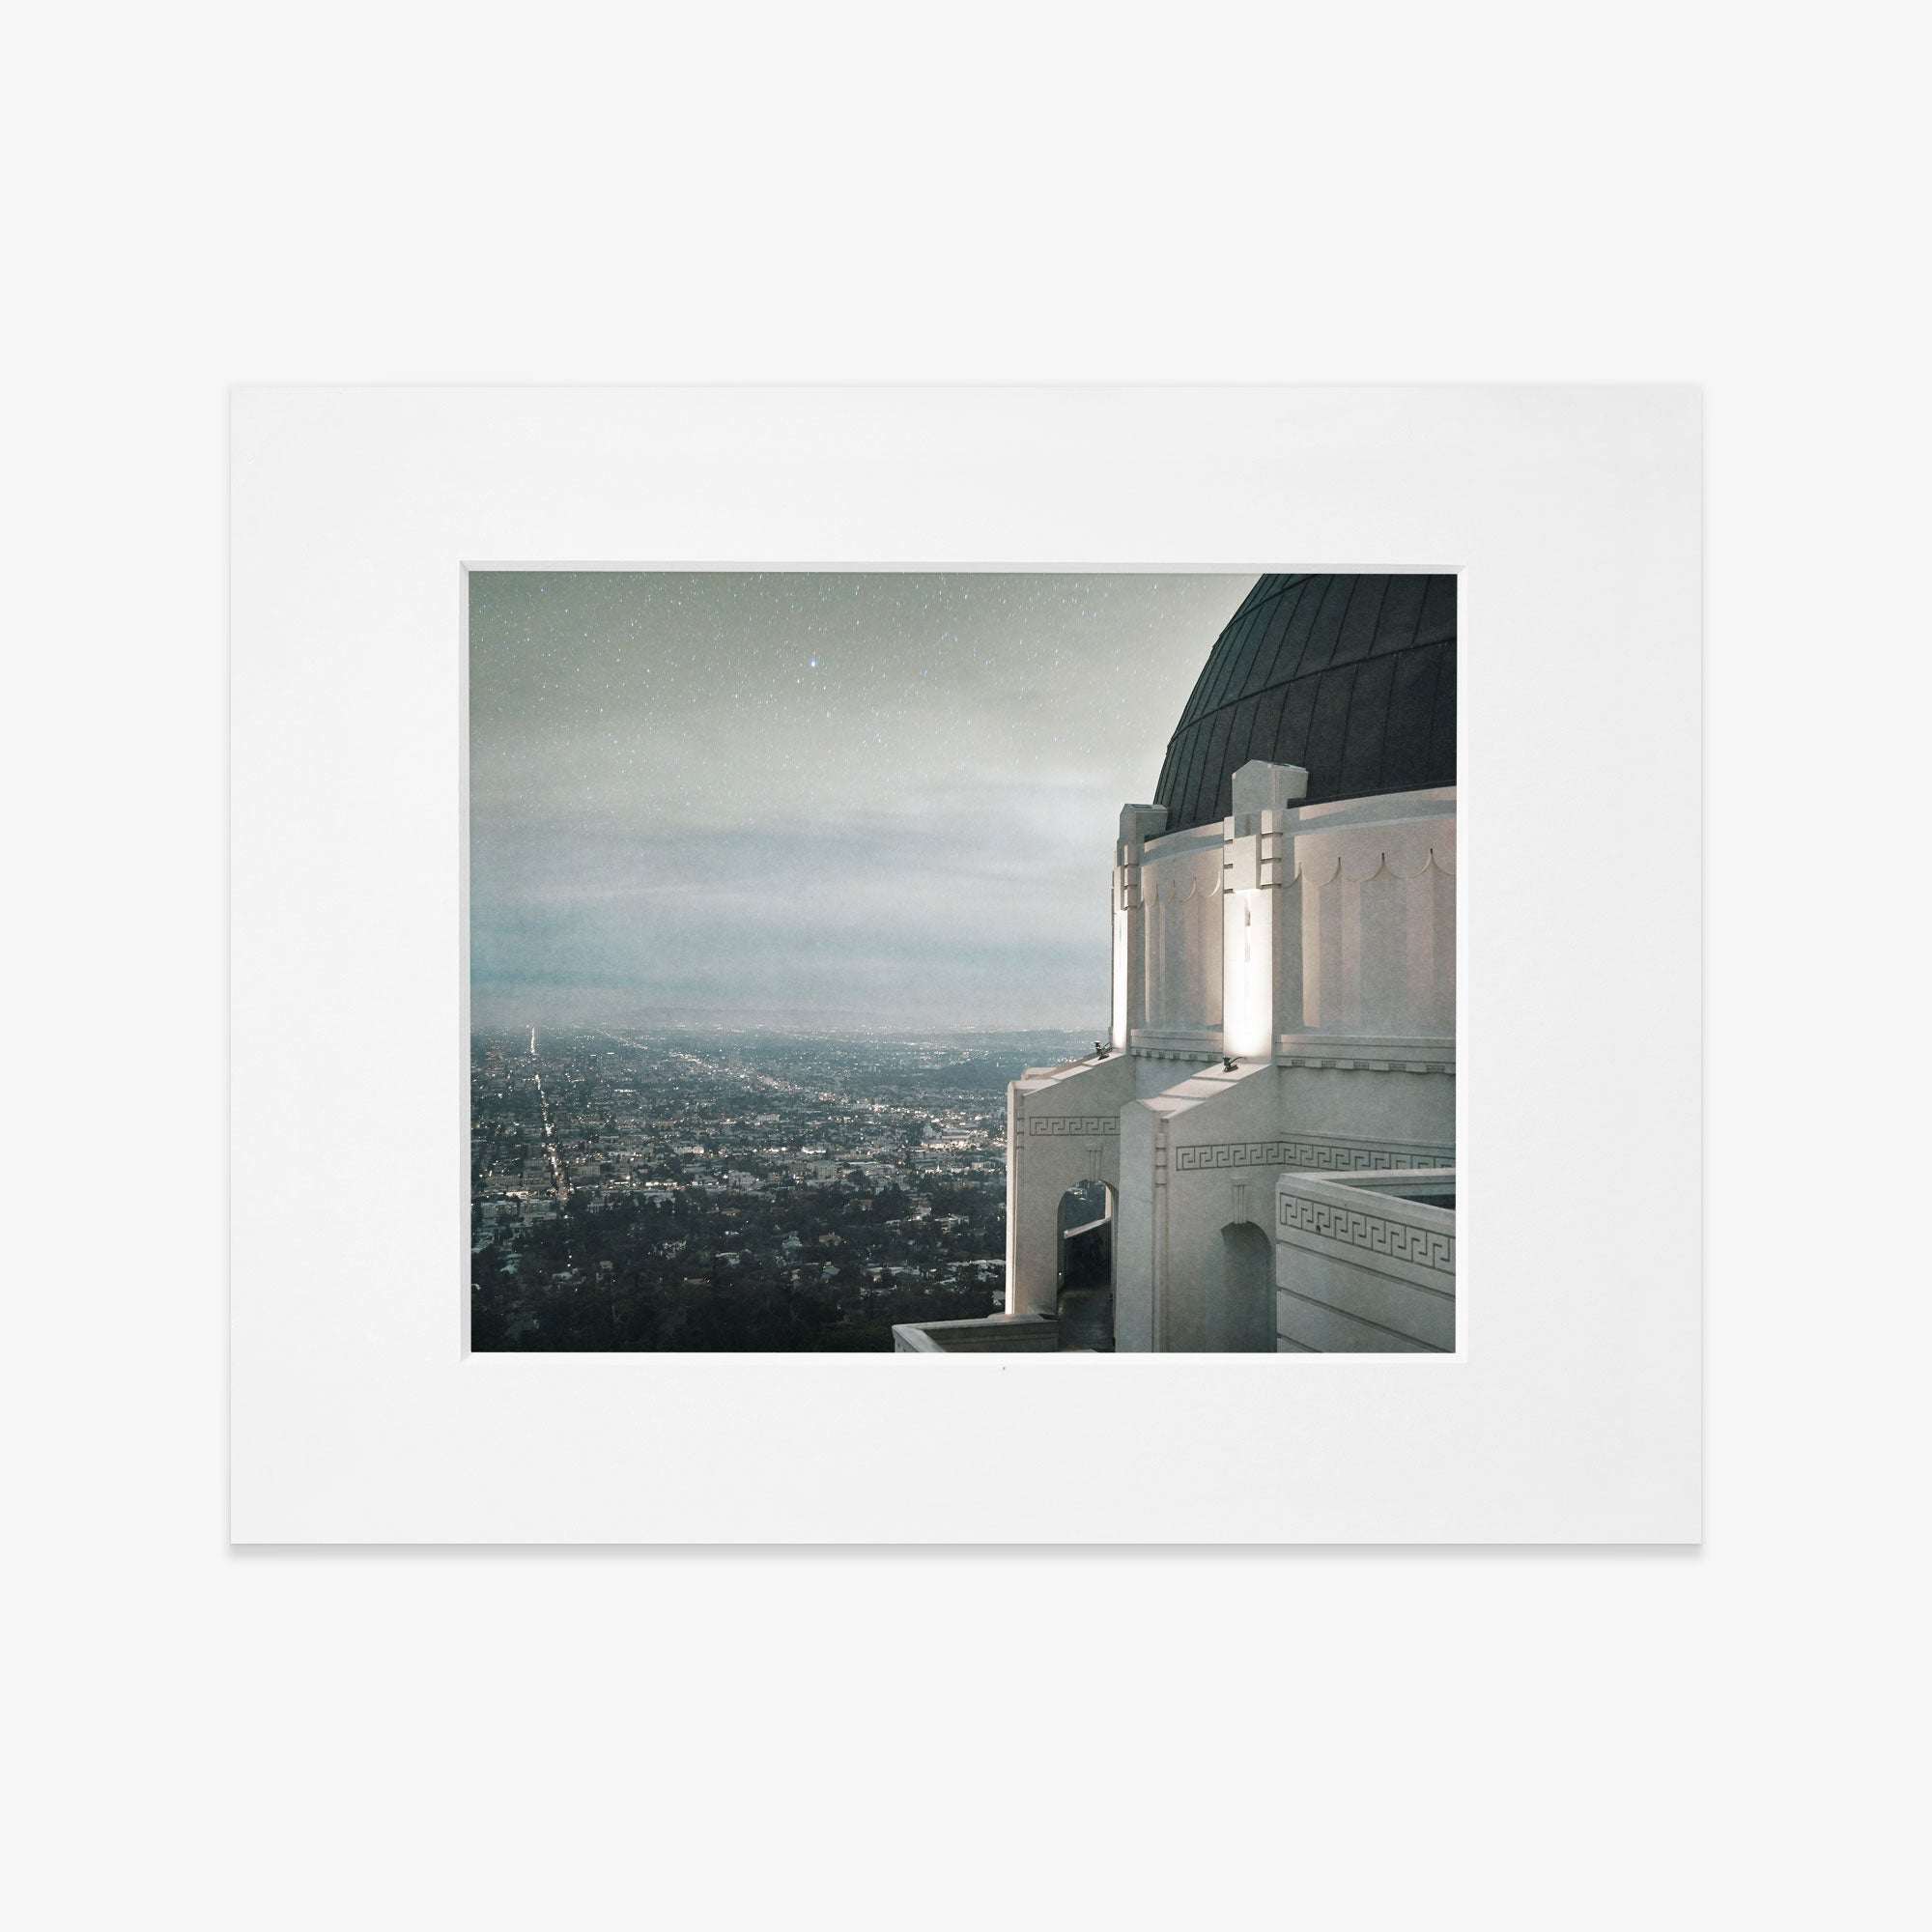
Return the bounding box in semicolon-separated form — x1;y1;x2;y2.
1289;792;1455;1043
1009;775;1458;1354
1275;1170;1455;1352
1112;1099;1162;1351
1141;829;1224;1038
1271;1064;1456;1151
1112;1061;1453;1351
1129;783;1455;1059
1004;1052;1133;1319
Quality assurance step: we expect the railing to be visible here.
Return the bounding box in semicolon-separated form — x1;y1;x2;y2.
892;1314;1061;1353
1059;1216;1113;1293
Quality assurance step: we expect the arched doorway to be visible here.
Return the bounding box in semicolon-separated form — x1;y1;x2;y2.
1208;1221;1276;1352
1056;1181;1116;1350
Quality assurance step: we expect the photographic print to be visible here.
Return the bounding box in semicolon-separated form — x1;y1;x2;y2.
469;569;1456;1354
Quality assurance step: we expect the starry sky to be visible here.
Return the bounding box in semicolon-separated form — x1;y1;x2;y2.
469;570;1254;1030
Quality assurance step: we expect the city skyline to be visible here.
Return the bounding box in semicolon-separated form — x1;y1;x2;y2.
469;569;1254;1029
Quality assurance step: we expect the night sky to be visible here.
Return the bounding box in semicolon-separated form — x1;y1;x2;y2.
469;570;1253;1030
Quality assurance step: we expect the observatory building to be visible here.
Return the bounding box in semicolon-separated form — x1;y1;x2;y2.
895;573;1458;1354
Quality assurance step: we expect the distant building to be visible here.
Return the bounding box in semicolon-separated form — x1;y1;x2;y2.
895;576;1457;1355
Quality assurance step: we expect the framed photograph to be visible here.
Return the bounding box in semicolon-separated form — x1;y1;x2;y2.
231;385;1700;1542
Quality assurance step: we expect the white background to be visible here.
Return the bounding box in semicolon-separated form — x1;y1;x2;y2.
232;384;1698;1547
9;4;1926;1929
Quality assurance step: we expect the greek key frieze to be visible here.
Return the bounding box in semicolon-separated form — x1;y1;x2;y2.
1170;1138;1450;1174
1024;1115;1121;1136
1277;1194;1456;1273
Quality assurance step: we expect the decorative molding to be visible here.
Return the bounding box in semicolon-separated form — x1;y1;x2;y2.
1129;1029;1223;1065
1278;1194;1455;1273
1024;1115;1121;1137
1276;1038;1456;1074
1293;847;1455;885
1128;1034;1454;1073
1144;844;1228;905
1129;1048;1453;1072
1277;1054;1456;1074
1147;846;1454;900
1172;1136;1452;1174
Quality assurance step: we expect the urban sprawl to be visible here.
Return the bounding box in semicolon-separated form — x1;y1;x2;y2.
470;1026;1094;1350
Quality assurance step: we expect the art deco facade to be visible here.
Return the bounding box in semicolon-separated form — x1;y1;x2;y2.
896;574;1457;1353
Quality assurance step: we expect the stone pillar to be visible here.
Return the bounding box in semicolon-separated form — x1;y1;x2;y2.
1112;1101;1163;1350
1004;1098;1066;1319
1220;761;1306;1060
1112;803;1167;1051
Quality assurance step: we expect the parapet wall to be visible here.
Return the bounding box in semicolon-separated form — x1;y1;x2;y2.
1274;1168;1456;1352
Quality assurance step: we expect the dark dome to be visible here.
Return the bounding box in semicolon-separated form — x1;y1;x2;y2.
1152;574;1456;833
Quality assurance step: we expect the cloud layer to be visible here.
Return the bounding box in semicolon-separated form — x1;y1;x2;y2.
469;570;1251;1028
